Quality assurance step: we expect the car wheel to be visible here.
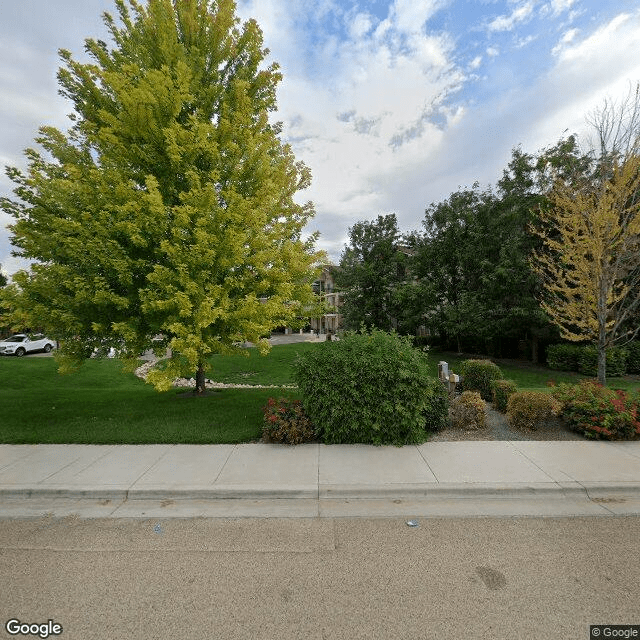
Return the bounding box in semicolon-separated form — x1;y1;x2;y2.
15;348;26;357
44;344;52;353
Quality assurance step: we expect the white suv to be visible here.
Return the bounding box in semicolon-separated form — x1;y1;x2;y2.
0;334;56;357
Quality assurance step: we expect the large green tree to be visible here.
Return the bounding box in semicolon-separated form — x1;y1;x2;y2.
1;0;322;392
335;213;406;332
415;137;590;359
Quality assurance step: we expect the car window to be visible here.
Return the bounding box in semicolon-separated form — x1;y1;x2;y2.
7;336;25;343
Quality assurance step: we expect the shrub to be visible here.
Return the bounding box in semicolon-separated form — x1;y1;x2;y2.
506;391;561;431
293;328;445;445
423;377;450;432
262;397;316;445
449;391;486;430
491;379;518;412
460;359;503;401
553;380;640;440
546;344;582;371
626;341;640;374
578;345;628;377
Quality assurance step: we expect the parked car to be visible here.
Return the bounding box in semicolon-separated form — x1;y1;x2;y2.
0;334;56;357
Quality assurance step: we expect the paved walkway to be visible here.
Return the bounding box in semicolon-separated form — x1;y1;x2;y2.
2;441;640;519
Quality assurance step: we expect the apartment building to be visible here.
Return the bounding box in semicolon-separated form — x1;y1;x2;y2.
309;265;344;335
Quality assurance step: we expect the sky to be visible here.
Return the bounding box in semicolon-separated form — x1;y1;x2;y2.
1;0;640;276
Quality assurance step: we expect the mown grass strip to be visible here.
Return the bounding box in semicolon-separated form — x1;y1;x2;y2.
0;357;300;444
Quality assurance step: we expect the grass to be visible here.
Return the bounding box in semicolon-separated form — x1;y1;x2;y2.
431;349;640;394
1;342;637;444
0;356;300;444
204;341;320;385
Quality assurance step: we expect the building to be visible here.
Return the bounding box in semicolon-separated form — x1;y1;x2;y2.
309;265;344;335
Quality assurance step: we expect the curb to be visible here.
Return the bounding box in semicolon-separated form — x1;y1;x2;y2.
4;482;640;502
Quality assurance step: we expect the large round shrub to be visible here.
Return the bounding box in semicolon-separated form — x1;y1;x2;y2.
293;329;446;445
460;359;503;401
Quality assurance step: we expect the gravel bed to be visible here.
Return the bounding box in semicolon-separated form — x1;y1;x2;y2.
428;402;584;441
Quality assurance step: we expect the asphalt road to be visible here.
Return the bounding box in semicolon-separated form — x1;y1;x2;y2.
1;516;639;640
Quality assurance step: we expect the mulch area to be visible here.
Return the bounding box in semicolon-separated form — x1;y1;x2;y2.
428;403;584;442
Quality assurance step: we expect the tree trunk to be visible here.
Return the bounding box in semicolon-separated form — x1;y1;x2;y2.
597;279;608;386
195;361;206;394
597;340;607;386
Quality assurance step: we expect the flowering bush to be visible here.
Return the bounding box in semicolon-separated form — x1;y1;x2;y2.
553;380;640;440
262;397;316;445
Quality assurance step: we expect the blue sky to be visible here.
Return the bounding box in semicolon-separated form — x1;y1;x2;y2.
1;0;640;275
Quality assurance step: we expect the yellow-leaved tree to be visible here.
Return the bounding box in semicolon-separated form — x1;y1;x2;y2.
0;0;325;393
531;154;640;385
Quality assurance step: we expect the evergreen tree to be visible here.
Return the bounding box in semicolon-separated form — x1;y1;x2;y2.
1;0;322;392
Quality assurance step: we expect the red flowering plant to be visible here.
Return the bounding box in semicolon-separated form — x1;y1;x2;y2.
262;397;316;445
553;380;640;440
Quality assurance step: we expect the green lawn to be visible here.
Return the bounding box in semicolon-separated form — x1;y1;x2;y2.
430;350;640;394
1;343;637;444
0;356;300;444
205;341;320;385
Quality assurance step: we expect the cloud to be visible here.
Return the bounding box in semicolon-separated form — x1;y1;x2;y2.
544;0;578;17
235;0;463;258
551;27;579;55
390;0;445;35
487;1;535;32
513;11;640;152
349;12;374;39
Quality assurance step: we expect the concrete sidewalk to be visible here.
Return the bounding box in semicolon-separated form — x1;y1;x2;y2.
2;441;640;518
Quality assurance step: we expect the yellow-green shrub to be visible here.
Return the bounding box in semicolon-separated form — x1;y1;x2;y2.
449;391;486;430
491;379;518;412
460;359;503;401
506;392;560;431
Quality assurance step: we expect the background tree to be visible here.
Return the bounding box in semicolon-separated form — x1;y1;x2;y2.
415;137;591;359
531;84;640;384
416;186;491;352
531;154;640;385
1;0;323;392
334;213;405;331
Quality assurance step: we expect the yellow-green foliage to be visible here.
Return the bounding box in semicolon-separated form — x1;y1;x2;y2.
530;155;640;384
491;379;518;412
0;0;326;391
506;391;561;431
449;391;486;430
460;359;503;401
